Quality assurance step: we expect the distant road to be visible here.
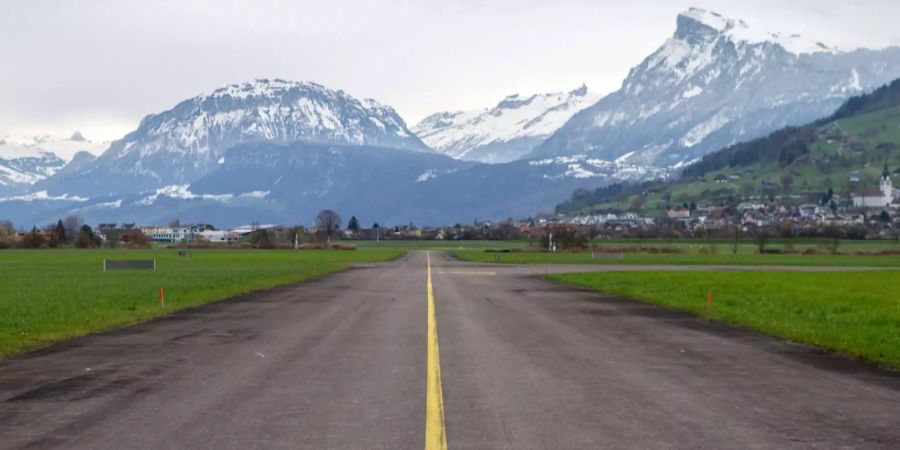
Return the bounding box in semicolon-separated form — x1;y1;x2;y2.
1;252;898;449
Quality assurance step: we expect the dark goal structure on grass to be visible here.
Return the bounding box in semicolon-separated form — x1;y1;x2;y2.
103;259;157;271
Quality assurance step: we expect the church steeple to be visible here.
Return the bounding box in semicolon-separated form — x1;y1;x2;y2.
881;162;893;202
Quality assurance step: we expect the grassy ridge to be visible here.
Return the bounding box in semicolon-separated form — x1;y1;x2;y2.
548;271;900;369
0;248;402;357
565;102;900;213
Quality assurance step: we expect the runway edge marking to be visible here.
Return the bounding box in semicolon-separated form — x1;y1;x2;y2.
425;252;448;450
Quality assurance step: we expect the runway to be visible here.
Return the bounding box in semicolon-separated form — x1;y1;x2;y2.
1;252;897;449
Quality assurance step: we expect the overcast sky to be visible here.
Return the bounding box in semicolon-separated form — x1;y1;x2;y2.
2;0;899;142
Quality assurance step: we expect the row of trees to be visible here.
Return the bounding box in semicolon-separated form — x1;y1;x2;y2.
532;220;899;255
2;219;102;249
0;216;84;239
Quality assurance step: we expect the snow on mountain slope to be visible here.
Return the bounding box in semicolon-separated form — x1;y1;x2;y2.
532;7;900;167
0;132;106;161
0;152;65;185
37;79;430;197
413;86;601;163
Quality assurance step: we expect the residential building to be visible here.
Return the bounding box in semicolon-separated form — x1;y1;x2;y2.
667;208;690;219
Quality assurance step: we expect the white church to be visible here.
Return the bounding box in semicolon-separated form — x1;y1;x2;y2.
852;164;897;208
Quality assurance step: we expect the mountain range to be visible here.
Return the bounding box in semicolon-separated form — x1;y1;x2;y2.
3;8;900;227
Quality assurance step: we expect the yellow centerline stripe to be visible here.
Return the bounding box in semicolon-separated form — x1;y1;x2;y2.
425;252;448;450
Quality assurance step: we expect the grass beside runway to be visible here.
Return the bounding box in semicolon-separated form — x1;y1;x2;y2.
453;248;900;267
0;248;402;358
548;270;900;369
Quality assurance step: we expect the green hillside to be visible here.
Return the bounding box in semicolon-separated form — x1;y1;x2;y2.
557;79;900;214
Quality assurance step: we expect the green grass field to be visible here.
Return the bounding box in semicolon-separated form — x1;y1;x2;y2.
0;248;402;357
587;237;900;253
548;271;900;369
453;238;900;267
457;251;899;266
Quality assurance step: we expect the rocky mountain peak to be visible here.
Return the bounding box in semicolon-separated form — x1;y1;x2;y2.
674;7;835;55
569;84;589;97
68;131;87;142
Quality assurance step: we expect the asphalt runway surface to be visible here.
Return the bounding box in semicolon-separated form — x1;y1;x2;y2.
1;252;898;449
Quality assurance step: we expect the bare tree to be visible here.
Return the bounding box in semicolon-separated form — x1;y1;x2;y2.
0;220;14;237
315;210;342;245
755;228;771;254
731;224;741;255
780;173;795;193
628;195;646;212
0;220;13;249
22;226;46;249
105;229;120;248
63;216;83;243
75;224;99;249
42;223;61;248
822;224;842;255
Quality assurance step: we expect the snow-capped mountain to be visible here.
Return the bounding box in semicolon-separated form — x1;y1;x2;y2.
413;86;601;163
0;152;65;184
531;7;900;166
0;133;106;194
38;79;430;197
0;132;106;162
0;152;66;195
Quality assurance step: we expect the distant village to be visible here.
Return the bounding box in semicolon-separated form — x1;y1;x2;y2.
1;167;898;250
558;164;900;240
0;213;533;249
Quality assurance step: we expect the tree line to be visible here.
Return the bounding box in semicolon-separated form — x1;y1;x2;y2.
0;216;112;249
825;78;900;123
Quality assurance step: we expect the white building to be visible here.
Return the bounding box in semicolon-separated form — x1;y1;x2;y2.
151;227;194;243
231;224;279;236
199;230;241;243
852;165;894;208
